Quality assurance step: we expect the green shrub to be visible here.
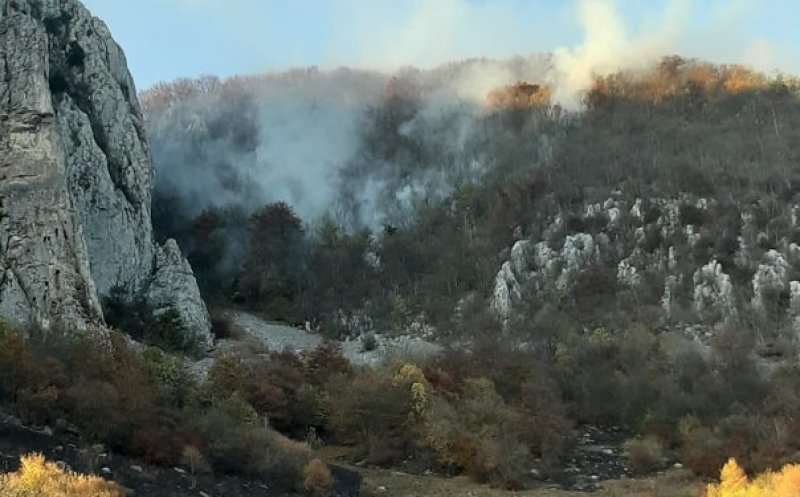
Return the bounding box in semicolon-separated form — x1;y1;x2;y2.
197;393;309;491
103;286;203;356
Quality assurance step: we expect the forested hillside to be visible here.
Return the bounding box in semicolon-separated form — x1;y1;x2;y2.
91;56;800;489
144;56;800;340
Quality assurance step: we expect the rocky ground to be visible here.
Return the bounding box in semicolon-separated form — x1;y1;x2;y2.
547;427;647;491
231;311;323;353
222;311;441;368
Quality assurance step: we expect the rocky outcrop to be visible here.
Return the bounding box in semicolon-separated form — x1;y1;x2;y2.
0;0;211;345
693;259;736;321
491;193;800;332
146;240;210;341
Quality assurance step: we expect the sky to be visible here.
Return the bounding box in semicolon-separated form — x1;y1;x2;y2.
80;0;800;91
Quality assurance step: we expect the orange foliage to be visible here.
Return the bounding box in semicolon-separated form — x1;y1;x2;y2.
586;56;791;109
486;81;551;109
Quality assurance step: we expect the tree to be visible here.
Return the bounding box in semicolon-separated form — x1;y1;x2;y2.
705;458;800;497
239;202;306;321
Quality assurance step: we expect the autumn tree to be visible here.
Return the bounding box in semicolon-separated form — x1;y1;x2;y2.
706;458;800;497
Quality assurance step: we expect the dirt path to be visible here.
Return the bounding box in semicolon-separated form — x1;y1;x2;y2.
227;311;441;367
231;311;323;353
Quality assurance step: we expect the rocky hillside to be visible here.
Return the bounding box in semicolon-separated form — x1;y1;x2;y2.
493;193;800;336
0;0;211;344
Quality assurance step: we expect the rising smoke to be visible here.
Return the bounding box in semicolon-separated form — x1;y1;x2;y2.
145;0;784;236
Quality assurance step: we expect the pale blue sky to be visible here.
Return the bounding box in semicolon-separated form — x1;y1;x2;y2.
80;0;800;91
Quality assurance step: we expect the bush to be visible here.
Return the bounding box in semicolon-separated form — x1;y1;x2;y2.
421;377;536;484
626;436;667;474
64;334;160;450
327;370;412;464
197;393;309;491
0;331;38;405
209;312;244;340
181;445;212;475
0;453;124;497
679;417;730;478
303;343;351;386
103;287;203;356
206;352;250;402
142;347;196;407
303;458;334;495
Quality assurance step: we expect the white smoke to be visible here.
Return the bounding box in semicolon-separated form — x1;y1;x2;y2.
550;0;690;108
144;0;800;233
253;96;364;222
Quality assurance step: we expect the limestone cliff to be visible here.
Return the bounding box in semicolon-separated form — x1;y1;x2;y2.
491;192;800;338
0;0;212;345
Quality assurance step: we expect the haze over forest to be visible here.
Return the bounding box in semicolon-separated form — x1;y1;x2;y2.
3;1;800;496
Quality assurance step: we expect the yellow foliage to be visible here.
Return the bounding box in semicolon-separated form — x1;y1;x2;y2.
392;364;429;418
0;453;124;497
393;364;425;386
706;458;800;497
410;381;428;416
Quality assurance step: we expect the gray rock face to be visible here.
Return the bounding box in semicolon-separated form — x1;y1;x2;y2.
0;0;211;344
491;192;800;333
146;240;212;348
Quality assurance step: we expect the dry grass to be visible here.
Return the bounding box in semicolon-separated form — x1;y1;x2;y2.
355;466;701;497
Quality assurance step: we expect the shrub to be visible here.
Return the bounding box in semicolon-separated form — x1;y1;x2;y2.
0;453;124;497
130;419;183;466
361;334;378;352
0;331;38;405
209;312;244;340
303;458;333;495
16;385;61;426
142;347;196;407
327;370;412;464
206;352;250;402
181;445;212;475
103;287;203;356
197;392;309;491
517;377;572;467
679;417;730;478
303;343;351;386
421;377;535;484
626;436;667;474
